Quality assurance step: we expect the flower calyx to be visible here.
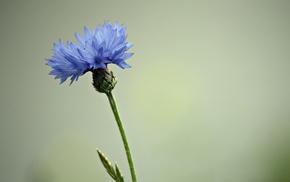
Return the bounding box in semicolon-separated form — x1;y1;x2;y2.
92;68;117;94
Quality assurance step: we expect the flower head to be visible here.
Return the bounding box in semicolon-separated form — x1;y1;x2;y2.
46;21;134;85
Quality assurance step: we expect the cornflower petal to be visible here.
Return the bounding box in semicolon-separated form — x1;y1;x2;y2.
46;21;134;85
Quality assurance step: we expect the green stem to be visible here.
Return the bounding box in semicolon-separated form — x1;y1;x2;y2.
106;91;137;182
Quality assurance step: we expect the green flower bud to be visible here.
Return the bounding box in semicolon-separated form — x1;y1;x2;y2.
92;68;117;93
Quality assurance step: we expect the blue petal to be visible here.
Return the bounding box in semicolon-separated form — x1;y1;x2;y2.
75;33;85;45
46;21;134;85
116;60;131;69
84;26;91;40
120;52;134;60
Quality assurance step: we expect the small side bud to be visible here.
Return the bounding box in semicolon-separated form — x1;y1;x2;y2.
92;68;117;93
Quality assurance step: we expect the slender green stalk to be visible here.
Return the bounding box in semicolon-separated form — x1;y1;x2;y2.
106;91;137;182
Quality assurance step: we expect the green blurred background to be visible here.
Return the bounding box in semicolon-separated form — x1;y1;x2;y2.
1;0;290;181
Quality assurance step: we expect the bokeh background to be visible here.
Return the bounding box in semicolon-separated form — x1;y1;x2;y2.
1;0;290;181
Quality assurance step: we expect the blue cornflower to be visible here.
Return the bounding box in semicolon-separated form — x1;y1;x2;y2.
46;21;134;85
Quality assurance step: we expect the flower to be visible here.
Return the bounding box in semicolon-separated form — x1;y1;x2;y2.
46;21;134;85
